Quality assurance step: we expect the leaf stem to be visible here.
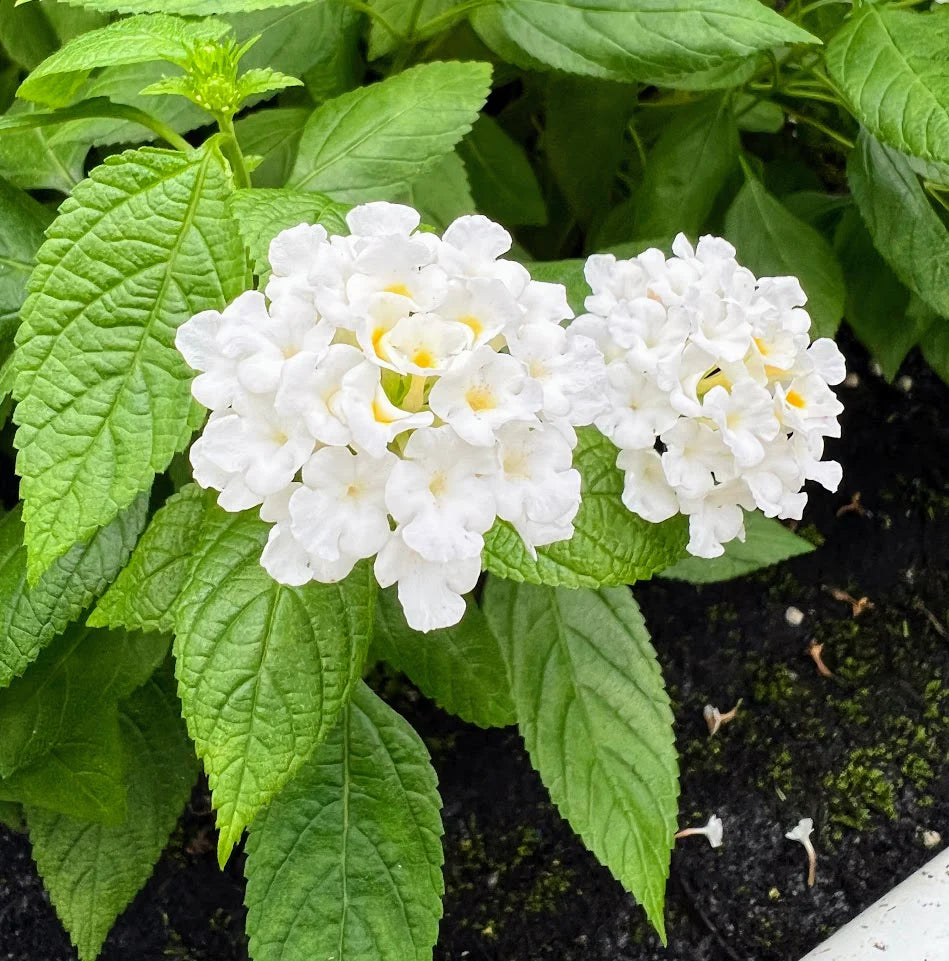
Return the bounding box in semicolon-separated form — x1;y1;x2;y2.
217;115;251;190
343;0;403;40
782;105;854;150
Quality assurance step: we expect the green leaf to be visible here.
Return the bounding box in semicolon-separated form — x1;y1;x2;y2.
12;143;247;583
724;172;845;339
482;581;678;939
834;207;917;382
28;672;198;961
471;0;817;85
0;705;128;824
18;13;230;107
170;496;375;864
0;101;89;193
288;60;492;203
660;512;814;583
235;107;310;188
826;5;949;165
633;95;738;238
0;494;148;688
0;0;58;70
847;128;949;321
483;427;687;589
228;186;349;280
301;4;362;107
402;150;475;231
375;588;515;728
0;799;24;830
457;113;547;227
0;623;168;778
0;177;51;352
35;0;315;11
921;315;949;387
244;681;444;961
367;0;458;59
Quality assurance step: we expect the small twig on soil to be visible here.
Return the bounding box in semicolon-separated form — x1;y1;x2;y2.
836;491;867;518
806;639;834;678
675;876;744;961
823;586;874;617
703;699;743;736
914;598;949;640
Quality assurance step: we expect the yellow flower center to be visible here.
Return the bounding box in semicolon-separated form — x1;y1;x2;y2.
466;386;496;411
385;283;411;298
785;389;806;409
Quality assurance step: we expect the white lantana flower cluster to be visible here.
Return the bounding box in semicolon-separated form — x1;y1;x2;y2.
574;235;845;558
176;202;606;631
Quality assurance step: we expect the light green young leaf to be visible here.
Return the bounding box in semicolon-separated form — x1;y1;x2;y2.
17;13;229;107
847;128;949;321
458;113;547;227
171;499;375;865
289;60;492;203
0;705;127;824
12;144;247;584
634;95;738;238
0;177;51;350
0;101;89;193
235;106;310;188
228;186;349;279
375;588;515;728
472;0;817;85
29;672;198;961
0;494;148;688
402;151;475;231
834;207;916;382
660;512;814;584
0;623;168;778
724;173;845;339
482;581;678;940
244;682;444;961
483;427;687;588
826;5;949;165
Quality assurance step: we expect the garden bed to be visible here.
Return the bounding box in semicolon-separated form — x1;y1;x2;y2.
1;331;947;961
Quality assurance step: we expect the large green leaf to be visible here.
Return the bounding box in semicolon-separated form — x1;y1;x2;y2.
244;682;444;961
482;427;687;588
482;581;678;939
228;186;349;280
847;128;949;321
0;177;51;350
724;173;845;339
0;101;89;193
29;673;198;961
0;623;168;778
826;5;949;165
0;494;147;687
12;144;247;583
375;588;515;728
660;512;813;583
458;113;547;227
169;496;375;864
402;151;475;231
471;0;816;84
0;0;57;70
288;60;492;202
633;95;738;238
17;13;229;107
236;106;310;189
41;0;313;11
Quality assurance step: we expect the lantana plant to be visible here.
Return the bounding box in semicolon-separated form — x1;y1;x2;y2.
3;0;946;958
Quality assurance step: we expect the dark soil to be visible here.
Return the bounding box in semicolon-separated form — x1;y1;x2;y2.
1;332;948;961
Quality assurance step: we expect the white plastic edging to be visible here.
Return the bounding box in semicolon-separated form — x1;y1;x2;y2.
799;846;949;961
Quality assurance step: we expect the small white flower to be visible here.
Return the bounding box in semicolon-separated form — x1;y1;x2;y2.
785;816;817;887
701;381;780;468
675;814;724;848
596;364;679;451
380;313;473;376
616;448;679;523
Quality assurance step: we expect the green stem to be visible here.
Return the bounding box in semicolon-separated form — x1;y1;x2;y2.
217;115;251;189
782;105;854;150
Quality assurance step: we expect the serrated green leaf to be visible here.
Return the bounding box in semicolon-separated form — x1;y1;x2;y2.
244;681;444;961
826;5;949;165
634;95;738;238
660;512;814;583
18;13;229;107
482;581;677;940
0;101;88;193
847;128;949;322
458;113;547;227
834;207;916;382
28;672;198;961
401;150;475;231
0;623;168;778
228;186;349;280
0;494;148;688
235;107;310;189
482;427;688;588
170;498;375;865
472;0;817;85
724;173;845;339
375;588;515;728
12;144;247;583
0;705;127;824
289;60;492;203
0;177;51;353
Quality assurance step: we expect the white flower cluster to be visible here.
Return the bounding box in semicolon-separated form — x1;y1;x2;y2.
575;235;845;557
176;202;606;631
